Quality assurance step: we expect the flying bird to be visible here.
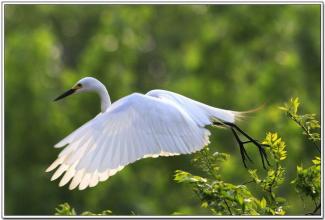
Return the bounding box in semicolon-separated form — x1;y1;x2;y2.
47;77;269;190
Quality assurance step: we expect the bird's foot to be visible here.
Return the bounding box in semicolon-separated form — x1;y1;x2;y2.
226;122;271;170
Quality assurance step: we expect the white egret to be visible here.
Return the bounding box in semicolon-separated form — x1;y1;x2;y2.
47;77;269;190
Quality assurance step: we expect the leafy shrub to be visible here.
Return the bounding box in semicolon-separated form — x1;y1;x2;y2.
55;203;112;216
174;132;288;216
174;97;320;216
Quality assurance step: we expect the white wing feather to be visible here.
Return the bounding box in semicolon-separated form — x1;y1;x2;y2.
47;92;216;190
146;89;239;125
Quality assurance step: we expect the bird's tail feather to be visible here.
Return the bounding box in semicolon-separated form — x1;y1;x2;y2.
232;103;265;123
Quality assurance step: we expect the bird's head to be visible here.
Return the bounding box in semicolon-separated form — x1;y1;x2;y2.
54;77;102;101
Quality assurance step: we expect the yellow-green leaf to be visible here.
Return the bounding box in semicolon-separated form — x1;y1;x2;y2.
260;198;267;208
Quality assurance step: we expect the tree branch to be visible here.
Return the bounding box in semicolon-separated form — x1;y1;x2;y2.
306;203;321;215
224;199;233;215
287;112;321;153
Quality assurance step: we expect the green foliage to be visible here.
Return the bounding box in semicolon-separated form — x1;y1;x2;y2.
280;97;321;214
175;141;287;216
55;203;76;216
175;149;263;215
55;203;112;216
279;97;321;146
192;148;230;179
292;157;321;201
263;132;287;161
174;97;320;216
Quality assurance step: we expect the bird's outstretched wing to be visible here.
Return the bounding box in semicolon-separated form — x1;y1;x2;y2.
46;93;212;190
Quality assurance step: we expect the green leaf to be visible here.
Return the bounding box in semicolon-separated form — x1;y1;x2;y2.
54;203;112;216
262;132;287;162
260;198;267;208
312;157;320;165
280;97;320;145
201;201;208;208
174;170;207;183
291;97;300;114
292;158;321;200
54;203;76;216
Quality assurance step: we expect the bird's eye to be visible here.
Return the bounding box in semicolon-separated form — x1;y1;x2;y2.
73;83;82;90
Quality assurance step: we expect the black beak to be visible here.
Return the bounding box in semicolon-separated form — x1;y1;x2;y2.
54;88;76;101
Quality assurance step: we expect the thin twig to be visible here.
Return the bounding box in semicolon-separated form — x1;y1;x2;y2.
287;112;321;153
241;180;254;185
306;203;321;215
201;150;218;179
265;161;279;202
224;199;233;215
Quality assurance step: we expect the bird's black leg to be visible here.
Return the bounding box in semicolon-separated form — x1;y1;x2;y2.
230;127;253;168
230;123;270;168
223;122;271;169
242;140;270;147
242;140;270;166
241;139;270;167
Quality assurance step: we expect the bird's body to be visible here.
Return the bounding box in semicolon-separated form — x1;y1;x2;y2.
47;77;268;190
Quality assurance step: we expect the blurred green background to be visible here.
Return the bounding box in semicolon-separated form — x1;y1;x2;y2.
4;4;321;215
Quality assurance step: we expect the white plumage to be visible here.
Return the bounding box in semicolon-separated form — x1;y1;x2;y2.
47;77;241;190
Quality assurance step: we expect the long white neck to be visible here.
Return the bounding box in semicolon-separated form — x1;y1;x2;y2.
99;87;111;113
94;82;111;113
